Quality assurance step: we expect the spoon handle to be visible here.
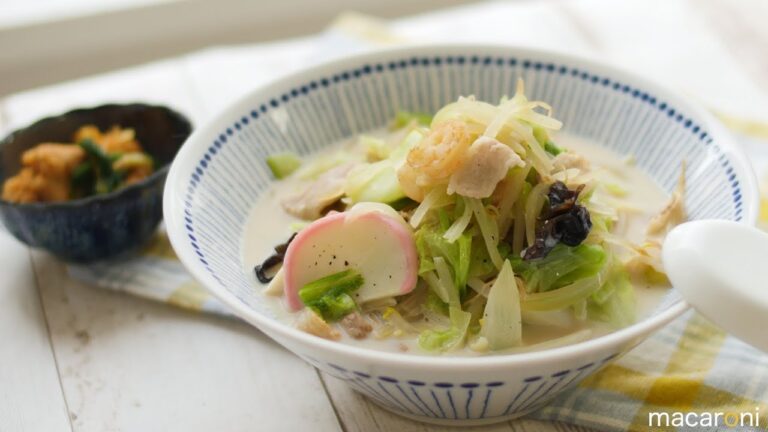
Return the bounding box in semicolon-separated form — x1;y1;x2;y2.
663;220;768;353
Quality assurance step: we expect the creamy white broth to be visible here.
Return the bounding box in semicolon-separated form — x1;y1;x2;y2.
242;132;672;355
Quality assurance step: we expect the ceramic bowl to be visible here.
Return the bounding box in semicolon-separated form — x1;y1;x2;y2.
164;45;758;426
0;103;192;263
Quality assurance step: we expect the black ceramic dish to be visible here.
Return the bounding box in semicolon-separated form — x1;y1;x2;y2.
0;104;192;263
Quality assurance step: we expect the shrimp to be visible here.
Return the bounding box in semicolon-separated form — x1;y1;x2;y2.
396;161;426;202
398;120;474;201
406;120;472;180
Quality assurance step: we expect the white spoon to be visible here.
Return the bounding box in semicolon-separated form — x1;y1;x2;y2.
663;219;768;352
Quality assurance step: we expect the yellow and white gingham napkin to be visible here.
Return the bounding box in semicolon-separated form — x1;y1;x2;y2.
67;225;230;315
67;3;768;430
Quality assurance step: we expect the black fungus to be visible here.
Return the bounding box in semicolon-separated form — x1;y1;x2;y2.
254;232;297;283
523;181;592;260
321;199;345;216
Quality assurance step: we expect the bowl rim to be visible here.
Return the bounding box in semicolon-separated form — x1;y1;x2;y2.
0;102;192;209
165;43;759;369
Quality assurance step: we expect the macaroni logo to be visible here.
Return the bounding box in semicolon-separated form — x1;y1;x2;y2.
648;408;762;428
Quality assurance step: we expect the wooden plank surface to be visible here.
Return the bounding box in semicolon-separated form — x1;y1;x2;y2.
0;228;72;432
30;251;341;432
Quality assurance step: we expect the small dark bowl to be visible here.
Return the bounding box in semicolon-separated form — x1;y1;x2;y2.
0;104;192;263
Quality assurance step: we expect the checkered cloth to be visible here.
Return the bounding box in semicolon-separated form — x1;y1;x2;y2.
534;312;768;430
68;225;231;316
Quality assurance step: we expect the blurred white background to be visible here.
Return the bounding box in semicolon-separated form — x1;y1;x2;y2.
0;0;480;96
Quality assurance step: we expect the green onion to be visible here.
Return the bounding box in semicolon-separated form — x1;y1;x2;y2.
79;139;124;194
532;126;563;156
311;293;357;322
544;141;563;156
70;161;94;198
298;269;364;321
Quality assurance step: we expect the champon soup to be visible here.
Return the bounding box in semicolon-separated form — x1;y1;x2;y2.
243;81;679;356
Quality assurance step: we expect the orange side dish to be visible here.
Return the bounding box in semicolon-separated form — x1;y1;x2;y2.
2;125;154;203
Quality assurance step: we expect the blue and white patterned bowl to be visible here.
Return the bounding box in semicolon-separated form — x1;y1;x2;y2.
164;45;758;426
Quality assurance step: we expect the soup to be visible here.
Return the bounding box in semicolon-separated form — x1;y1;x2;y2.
242;81;681;355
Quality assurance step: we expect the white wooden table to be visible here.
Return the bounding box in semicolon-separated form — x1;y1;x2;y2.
2;1;768;431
